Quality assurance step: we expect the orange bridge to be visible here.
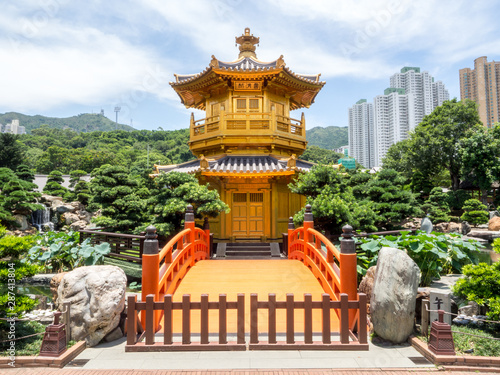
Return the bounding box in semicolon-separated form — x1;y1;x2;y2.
128;205;367;351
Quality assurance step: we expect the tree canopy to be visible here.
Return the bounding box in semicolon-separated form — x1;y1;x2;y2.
0;133;24;170
383;99;483;192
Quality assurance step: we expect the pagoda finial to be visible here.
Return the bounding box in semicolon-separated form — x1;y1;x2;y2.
235;27;259;59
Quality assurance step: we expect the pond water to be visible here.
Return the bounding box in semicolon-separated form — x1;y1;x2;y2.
0;284;53;301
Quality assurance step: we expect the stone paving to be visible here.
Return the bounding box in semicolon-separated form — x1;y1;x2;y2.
3;368;498;374
3;337;497;374
69;337;436;370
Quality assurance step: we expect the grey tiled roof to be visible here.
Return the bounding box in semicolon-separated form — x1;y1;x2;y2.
156;155;314;175
218;57;277;70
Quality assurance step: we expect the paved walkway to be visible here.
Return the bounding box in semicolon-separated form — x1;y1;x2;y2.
169;260;338;333
4;368;497;374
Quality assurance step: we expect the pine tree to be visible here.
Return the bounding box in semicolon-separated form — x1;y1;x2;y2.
147;171;229;236
89;164;149;232
42;170;68;197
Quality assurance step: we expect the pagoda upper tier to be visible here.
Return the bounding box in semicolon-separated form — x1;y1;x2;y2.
170;28;325;158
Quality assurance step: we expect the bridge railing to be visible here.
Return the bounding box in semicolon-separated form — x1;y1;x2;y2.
79;229;145;263
141;205;211;329
287;204;358;327
125;292;368;352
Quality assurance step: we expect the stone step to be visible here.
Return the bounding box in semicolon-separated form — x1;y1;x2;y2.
215;242;282;259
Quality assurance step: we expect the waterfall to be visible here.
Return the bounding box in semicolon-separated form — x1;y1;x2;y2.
31;206;54;232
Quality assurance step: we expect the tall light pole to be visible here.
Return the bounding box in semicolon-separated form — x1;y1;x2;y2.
114;106;121;130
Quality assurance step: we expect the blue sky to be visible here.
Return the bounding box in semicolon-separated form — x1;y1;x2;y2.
1;0;499;131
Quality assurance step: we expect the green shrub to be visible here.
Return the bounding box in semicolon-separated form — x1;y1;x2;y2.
451;325;500;356
447;190;472;210
24;231;111;272
0;320;45;356
493;238;500;254
0;234;40;325
421;187;451;223
453;262;500;321
461;199;489;226
358;231;482;286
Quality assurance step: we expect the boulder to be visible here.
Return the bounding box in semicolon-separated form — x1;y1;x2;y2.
69;220;91;231
41;194;63;204
461;221;471;235
13;214;29;230
489;216;500;231
77;210;92;223
56;265;127;347
358;266;376;304
434;222;461;233
50;272;67;305
458;301;480;317
420;217;433;234
370;247;420;344
53;201;77;214
434;222;448;233
62;212;80;225
468;230;500;241
102;326;123;342
490;211;500;220
448;222;461;233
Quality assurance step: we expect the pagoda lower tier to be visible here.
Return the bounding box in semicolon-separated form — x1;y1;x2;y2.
153;154;312;240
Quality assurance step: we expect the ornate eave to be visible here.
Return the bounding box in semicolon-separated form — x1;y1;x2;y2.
151;154;315;178
170;58;324;110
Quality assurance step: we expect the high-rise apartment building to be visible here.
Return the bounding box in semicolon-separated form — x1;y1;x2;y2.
349;67;449;167
373;89;416;167
432;80;450;109
348;99;375;168
390;67;434;126
2;119;26;135
459;56;500;128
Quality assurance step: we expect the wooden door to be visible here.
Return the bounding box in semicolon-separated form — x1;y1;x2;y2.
232;192;264;238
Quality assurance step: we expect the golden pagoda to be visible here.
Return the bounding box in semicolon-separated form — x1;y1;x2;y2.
154;28;325;241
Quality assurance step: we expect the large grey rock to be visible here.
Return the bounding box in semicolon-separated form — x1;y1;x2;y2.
489;216;500;231
458;301;480;316
56;265;127;347
468;230;500;241
420;216;433;234
448;222;461;233
371;247;420;344
62;212;80;225
69;220;91;231
490;211;500;220
14;214;29;230
461;221;471;235
358;266;376;304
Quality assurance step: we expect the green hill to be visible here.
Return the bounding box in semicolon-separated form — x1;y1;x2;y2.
0;112;135;133
306;126;348;150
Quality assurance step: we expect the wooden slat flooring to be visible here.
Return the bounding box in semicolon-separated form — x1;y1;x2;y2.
161;259;339;334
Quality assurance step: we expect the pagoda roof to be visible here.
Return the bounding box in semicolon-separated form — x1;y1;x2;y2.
172;55;322;85
152;155;315;177
170;29;324;110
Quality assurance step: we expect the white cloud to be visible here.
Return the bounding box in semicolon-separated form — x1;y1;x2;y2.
0;4;179;112
0;0;499;129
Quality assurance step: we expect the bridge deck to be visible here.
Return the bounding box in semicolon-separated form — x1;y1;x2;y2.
162;259;339;333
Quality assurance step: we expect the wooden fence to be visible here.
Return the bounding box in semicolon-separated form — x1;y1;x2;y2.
79;229;145;264
125;293;368;352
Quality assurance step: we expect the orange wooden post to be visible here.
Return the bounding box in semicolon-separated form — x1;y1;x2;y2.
340;224;358;327
141;225;160;330
287;217;294;259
